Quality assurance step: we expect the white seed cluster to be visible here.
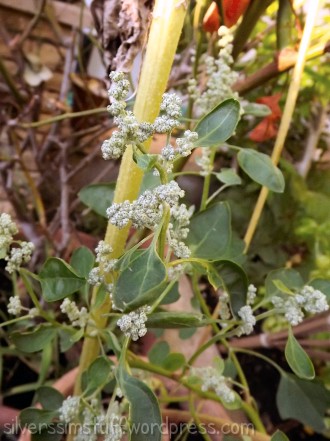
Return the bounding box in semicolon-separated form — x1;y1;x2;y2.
237;305;256;336
59;396;80;423
5;242;35;274
117;305;151;341
218;292;231;321
0;213;34;274
247;284;257;305
189;26;239;114
0;213;18;251
102;75;187;161
168;203;194;258
191;366;235;404
195;148;214;177
159;130;198;173
107;181;185;230
272;285;329;326
60;298;89;328
7;295;22;316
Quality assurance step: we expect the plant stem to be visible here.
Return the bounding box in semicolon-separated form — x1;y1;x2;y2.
243;0;321;252
200;150;216;210
20;107;108;128
69;0;188;408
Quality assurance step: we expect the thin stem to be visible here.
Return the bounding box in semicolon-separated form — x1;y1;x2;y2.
19;107;108;128
244;0;321;252
200;150;216;210
233;348;285;375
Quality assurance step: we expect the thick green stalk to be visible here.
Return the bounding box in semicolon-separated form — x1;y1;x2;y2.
71;0;188;397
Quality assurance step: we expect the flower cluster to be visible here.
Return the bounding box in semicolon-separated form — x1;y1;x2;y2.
191;366;235;404
0;213;35;274
102;74;187;161
74;399;124;441
107;181;185;230
7;295;38;317
272;285;329;326
159;130;198;173
236;305;256;336
188;26;239;114
95;240;118;273
247;284;257;305
60;298;89;328
117;305;151;341
5;242;35;274
195;147;214;177
0;213;18;252
168;203;194;258
59;396;80;423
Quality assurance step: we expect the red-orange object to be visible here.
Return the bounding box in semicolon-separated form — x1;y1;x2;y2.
249;93;282;143
203;0;251;32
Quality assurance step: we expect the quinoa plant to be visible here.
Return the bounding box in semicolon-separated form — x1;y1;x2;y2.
1;1;329;441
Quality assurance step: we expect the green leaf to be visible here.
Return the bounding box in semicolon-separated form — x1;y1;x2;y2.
187;202;231;260
215;168;242;186
148;341;170;365
113;244;166;311
276;373;330;432
135;153;158;172
70;246;95;278
78;182;116;217
265;269;304;298
39;258;86;302
116;368;161;441
20;408;57;427
31;426;63;441
159;281;180;305
285;328;315;380
147;312;207;328
161;353;186;372
272;279;294;295
242;102;272;117
271;431;290;441
81;356;114;395
237;149;285;193
210;260;248;317
195;99;240;147
11;326;56;353
34;386;64;411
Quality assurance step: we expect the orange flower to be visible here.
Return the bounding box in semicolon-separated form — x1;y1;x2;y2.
203;0;251;32
249;93;282;143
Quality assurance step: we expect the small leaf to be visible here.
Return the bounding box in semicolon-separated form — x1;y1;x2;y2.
81;356;114;395
265;269;304;299
272;279;294;295
135;153;158;172
11;326;56;353
285;328;315;380
116;368;162;441
237;149;285;192
147;312;207;328
148;341;170;365
34;386;64;411
242;102;272;117
195;99;241;147
113;244;166;311
161;353;186;372
276;373;330;432
39;258;86;302
70;247;95;278
271;430;290;441
78;182;115;217
159;281;180;305
20;408;57;427
215;168;242;186
187;202;231;260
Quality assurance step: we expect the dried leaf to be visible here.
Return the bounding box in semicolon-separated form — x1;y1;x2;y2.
90;0;154;73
